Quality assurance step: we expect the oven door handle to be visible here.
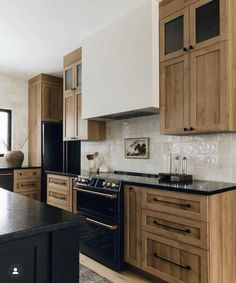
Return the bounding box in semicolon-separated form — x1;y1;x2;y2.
85;218;118;230
73;187;117;199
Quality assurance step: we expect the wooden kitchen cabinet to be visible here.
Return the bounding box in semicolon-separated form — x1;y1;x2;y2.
124;185;236;283
124;185;142;268
160;8;189;62
189;41;227;132
160;54;190;134
159;0;236;135
28;74;63;166
63;48;106;141
13;168;41;200
47;174;75;212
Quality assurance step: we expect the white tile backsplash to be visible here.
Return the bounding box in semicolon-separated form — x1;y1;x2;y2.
81;115;236;182
0;75;28;166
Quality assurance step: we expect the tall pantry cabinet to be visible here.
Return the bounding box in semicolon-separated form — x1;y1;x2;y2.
28;74;63;166
160;0;236;134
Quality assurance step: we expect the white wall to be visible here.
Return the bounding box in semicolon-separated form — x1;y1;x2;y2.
0;75;28;166
81;115;236;182
82;0;158;119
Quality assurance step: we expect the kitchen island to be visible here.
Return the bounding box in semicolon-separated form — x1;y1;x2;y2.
0;188;84;283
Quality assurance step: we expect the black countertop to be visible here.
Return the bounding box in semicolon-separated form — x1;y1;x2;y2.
46;171;78;178
85;171;236;196
0;188;84;243
46;170;236;195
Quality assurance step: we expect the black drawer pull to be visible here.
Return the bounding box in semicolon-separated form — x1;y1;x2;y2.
21;184;34;187
153;253;191;270
153;220;191;234
153;198;191;208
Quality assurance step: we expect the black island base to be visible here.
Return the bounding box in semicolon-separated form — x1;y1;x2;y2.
0;188;84;283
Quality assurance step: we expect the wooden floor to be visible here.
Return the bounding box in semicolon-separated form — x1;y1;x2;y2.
80;253;164;283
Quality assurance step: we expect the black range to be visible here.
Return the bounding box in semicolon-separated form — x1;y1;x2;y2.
78;170;236;196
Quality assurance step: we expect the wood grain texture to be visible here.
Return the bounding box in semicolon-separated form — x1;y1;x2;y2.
228;0;236;131
207;190;236;283
160;8;189;62
47;174;73;212
159;0;236;135
142;188;208;222
189;41;228;133
142;209;208;250
13;169;41;201
160;55;190;134
189;0;226;50
63;91;76;140
41;83;63;122
63;48;106;141
124;185;143;268
142;232;208;283
28;74;63;166
159;0;198;19
63;47;82;68
28;82;41;166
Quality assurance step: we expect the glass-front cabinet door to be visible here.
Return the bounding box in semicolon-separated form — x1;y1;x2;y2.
160;8;189;62
75;62;82;92
64;66;74;94
190;0;226;50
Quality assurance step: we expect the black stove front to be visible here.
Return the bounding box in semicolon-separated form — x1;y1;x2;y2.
73;176;124;271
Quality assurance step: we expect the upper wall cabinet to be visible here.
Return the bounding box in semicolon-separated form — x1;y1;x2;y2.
64;51;82;95
159;0;236;135
160;0;225;62
63;48;106;141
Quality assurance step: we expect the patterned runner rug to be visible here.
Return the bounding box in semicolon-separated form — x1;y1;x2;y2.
80;263;113;283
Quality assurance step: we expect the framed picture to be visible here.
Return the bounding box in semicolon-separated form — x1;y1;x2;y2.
124;138;149;159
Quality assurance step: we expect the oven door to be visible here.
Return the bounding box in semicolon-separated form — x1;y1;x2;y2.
79;214;121;270
74;187;118;221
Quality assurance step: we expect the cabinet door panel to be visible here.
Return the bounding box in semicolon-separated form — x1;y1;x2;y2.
190;0;226;50
63;92;76;140
160;55;190;134
190;42;228;132
28;84;41;166
75;62;82;91
160;8;189;62
64;66;74;94
142;232;208;283
124;186;142;268
42;84;62;122
75;93;88;140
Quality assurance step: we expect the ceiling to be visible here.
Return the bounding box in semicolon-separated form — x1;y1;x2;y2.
0;0;146;80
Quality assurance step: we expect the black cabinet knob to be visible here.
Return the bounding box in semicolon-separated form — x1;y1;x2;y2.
189;127;194;131
184;128;188;132
189;45;194;50
183;47;188;52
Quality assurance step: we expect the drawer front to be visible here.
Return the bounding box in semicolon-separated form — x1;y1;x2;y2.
142;232;207;283
47;174;69;191
14;180;41;193
142;189;207;222
47;186;71;211
20;190;40;200
142;209;208;249
14;169;41;180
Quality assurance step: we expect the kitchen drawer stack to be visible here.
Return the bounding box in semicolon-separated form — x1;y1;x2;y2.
124;185;236;283
13;168;41;200
47;174;75;212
